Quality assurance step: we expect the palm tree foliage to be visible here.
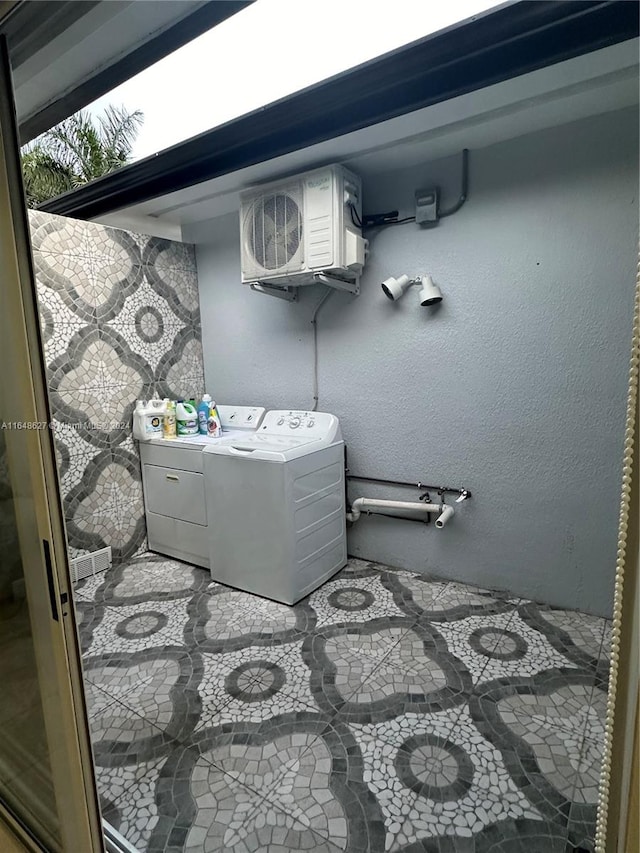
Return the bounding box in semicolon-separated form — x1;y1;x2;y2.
21;105;143;206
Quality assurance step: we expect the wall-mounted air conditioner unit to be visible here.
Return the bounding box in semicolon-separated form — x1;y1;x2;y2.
240;164;366;299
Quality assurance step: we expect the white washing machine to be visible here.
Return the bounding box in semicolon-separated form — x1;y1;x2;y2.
203;410;346;604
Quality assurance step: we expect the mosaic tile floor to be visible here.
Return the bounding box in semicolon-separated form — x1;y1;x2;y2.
74;554;610;853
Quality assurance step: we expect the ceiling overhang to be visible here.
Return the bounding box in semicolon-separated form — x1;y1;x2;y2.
36;0;639;222
0;0;253;144
95;37;633;239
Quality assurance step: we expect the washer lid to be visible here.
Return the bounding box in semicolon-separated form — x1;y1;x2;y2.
168;429;248;446
203;431;337;461
225;434;315;452
203;409;343;461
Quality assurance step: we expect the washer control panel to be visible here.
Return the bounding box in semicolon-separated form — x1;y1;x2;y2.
261;410;339;441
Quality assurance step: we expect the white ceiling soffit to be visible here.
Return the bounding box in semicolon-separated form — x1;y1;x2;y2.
5;0;237;142
94;37;638;239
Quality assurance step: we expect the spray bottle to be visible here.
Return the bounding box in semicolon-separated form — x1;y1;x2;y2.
207;399;222;438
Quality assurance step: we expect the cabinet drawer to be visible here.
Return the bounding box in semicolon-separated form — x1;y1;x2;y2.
143;464;206;526
140;443;203;472
146;512;209;568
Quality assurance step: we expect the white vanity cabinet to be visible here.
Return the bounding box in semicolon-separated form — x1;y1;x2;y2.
139;442;210;568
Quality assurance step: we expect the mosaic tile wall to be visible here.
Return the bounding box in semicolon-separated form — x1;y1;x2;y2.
28;211;205;564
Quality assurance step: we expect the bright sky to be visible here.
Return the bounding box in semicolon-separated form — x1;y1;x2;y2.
88;0;501;161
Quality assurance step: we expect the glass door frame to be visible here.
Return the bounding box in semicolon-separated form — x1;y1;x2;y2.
0;35;103;852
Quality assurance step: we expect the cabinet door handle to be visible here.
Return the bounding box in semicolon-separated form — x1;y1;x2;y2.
166;474;180;481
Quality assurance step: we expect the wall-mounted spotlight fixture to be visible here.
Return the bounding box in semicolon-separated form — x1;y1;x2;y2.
381;274;443;306
381;274;412;301
418;275;443;306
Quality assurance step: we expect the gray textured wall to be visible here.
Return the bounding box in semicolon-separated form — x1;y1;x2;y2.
188;109;638;616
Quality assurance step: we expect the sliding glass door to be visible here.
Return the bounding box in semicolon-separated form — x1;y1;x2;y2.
0;36;102;852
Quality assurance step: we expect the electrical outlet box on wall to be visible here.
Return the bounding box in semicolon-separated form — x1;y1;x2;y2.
415;187;440;227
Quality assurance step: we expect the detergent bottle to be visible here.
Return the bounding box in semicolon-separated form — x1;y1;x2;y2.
176;400;198;436
133;399;165;441
163;399;177;439
197;394;213;435
133;400;146;441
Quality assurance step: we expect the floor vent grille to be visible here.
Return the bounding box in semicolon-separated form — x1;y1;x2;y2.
69;546;112;583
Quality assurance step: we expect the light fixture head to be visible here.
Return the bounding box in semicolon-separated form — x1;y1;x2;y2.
418;275;443;306
381;274;412;301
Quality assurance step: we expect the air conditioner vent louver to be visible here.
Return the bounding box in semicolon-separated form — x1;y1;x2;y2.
248;191;302;270
240;164;365;293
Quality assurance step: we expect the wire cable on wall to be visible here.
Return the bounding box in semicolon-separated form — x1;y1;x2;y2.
349;203;415;231
349;148;469;232
594;245;639;852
